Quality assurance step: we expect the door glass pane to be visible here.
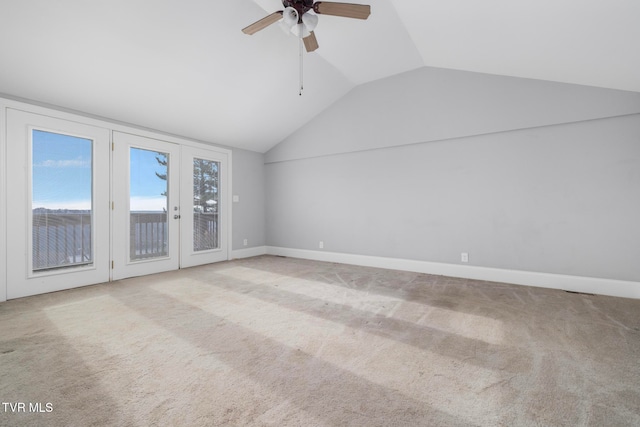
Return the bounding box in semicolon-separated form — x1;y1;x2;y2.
193;158;219;251
32;130;93;271
130;148;169;261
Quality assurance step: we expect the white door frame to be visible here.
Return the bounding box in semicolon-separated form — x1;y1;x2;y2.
111;131;181;280
5;108;111;299
111;132;232;280
180;145;230;268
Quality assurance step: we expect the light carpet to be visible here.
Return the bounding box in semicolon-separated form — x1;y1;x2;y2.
1;255;639;426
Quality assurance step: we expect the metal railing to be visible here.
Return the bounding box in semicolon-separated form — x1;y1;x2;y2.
130;212;168;260
32;211;219;269
193;212;219;252
32;212;92;271
130;211;219;259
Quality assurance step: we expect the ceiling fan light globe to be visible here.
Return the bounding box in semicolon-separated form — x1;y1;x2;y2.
282;7;299;28
291;23;310;38
301;13;318;32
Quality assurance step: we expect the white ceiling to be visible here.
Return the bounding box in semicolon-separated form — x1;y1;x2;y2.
1;0;638;153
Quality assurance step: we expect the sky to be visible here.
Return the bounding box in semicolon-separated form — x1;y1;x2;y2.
129;147;169;211
32;130;168;211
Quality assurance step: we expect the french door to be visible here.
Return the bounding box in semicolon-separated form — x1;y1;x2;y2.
180;146;229;268
5;113;229;297
6;109;110;299
112;132;228;280
112;132;181;280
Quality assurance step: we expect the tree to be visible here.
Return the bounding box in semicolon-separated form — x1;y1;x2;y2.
153;155;219;213
155;153;168;197
193;159;219;213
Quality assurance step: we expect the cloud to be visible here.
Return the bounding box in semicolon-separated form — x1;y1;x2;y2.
35;157;91;168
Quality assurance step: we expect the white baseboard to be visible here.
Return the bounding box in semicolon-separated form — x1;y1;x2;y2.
231;246;267;260
266;246;640;300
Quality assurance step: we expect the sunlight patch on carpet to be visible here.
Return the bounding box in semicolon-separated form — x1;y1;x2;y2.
216;266;505;345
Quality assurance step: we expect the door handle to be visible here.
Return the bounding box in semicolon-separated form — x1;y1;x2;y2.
174;214;181;219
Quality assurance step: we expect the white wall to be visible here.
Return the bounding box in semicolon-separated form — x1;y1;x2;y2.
265;67;640;297
231;148;266;253
0;101;6;302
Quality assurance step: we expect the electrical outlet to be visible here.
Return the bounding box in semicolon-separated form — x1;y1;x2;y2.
461;252;469;263
243;239;248;246
319;241;324;249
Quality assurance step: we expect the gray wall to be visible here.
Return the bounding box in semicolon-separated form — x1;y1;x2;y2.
265;67;640;282
231;148;265;250
266;67;640;163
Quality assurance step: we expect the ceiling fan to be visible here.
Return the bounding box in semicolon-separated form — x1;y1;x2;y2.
242;1;371;52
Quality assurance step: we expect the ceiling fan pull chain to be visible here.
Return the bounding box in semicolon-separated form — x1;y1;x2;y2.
299;37;304;96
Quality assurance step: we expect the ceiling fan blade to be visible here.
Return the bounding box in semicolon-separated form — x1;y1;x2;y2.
313;2;371;20
242;11;284;35
303;31;319;52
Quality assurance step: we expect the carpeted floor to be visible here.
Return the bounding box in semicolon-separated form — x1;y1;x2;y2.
1;255;639;426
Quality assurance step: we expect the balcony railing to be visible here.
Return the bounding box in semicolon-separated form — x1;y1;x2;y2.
33;212;92;271
130;211;219;259
193;212;219;252
130;212;168;260
33;211;220;270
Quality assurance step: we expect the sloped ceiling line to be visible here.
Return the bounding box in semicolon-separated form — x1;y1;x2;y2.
265;67;640;163
0;0;638;154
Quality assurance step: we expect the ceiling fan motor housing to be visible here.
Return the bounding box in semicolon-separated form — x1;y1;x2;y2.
282;0;314;22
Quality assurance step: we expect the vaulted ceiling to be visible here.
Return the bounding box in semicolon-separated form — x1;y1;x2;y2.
1;0;638;153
